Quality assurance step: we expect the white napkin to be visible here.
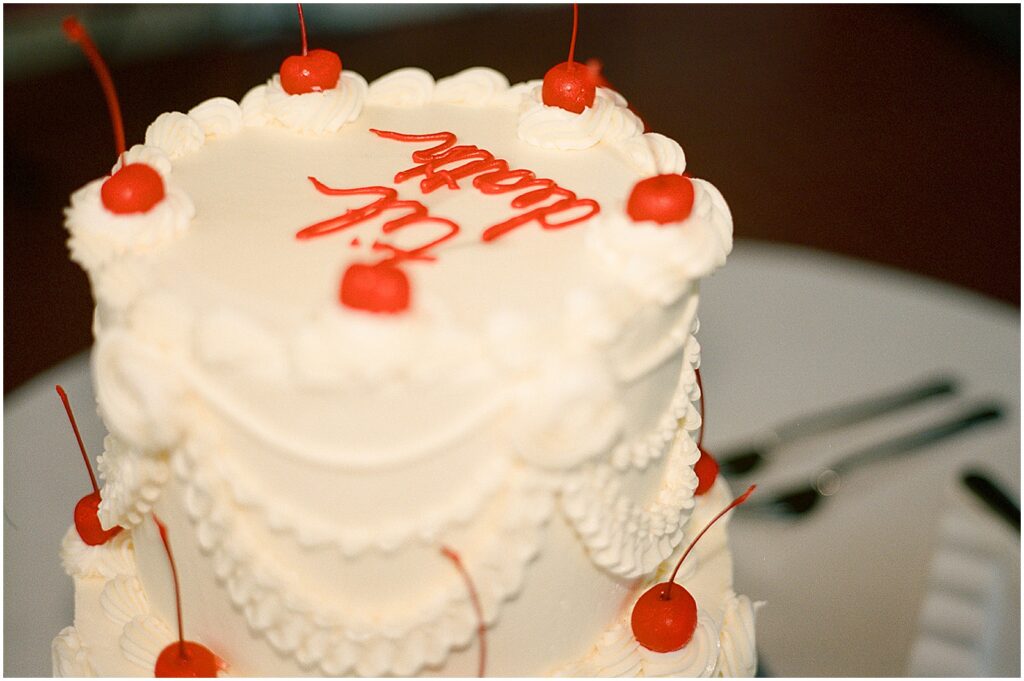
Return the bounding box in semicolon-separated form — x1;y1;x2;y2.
906;473;1020;677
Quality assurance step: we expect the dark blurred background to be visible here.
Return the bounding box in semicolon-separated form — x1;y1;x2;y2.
4;3;1020;393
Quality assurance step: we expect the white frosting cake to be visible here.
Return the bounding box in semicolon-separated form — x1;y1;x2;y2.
55;62;755;677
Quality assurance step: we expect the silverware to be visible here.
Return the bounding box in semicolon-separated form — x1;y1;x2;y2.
961;469;1020;533
718;375;958;476
740;403;1003;518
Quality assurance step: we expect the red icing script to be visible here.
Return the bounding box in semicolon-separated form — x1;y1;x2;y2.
297;129;601;312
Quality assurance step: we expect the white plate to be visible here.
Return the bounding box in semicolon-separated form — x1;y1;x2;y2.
4;240;1019;676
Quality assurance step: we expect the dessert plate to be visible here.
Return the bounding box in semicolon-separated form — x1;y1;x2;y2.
5;240;1019;676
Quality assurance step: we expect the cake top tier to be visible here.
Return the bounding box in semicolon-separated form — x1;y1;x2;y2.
64;66;731;468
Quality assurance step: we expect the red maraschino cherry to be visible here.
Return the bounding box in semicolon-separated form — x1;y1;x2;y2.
631;485;756;653
153;516;222;678
56;385;122;546
441;546;486;677
693;367;719;495
280;4;342;95
339;260;411;314
62;17;165;215
541;4;595;114
627;174;695;225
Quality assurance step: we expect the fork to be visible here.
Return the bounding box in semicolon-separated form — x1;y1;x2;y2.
739;403;1003;517
718;375;957;476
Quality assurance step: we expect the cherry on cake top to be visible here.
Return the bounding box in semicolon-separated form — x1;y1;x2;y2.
541;4;597;114
279;4;343;95
627;174;696;225
62;17;166;215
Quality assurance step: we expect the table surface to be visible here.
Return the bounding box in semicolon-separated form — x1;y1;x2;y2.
5;240;1019;677
3;4;1020;394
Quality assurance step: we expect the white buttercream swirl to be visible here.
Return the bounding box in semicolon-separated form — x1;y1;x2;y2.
433;67;511;105
52;626;95;677
517;82;644;150
97;434;170;529
261;71;368;134
60;525;135;579
144;111;205;159
621;133;687;176
714;594;761;677
587;179;733;305
367;67;435;107
188;96;244;138
110;144;173;179
64;177;194;273
120;614;175;670
100;575;151;626
558;612;720;677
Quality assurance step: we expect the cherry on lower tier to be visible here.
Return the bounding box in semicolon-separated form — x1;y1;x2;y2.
631;486;756;653
153;516;223;677
627;174;695;224
73;491;122;546
693;449;720;496
56;385;122;546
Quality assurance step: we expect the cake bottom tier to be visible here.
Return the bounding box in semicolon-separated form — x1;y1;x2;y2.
53;479;758;677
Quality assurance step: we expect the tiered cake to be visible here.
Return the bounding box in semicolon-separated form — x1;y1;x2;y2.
53;19;756;677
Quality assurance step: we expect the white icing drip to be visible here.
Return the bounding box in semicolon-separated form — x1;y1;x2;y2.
111;144;173;179
52;626;95;677
367;67;435;107
60;525;135;579
621;133;687;176
517;83;644;150
261;71;368;134
433;67;511;105
144;111;205;159
587;180;733;304
120;614;174;670
100;575;151;626
97;434;170;529
64;178;194;273
188;96;244;138
714;594;761;677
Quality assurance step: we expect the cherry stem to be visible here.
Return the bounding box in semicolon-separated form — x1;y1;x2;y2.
567;3;579;65
61;17;126;158
663;485;756;598
695;367;706;450
296;3;308;57
154;515;187;659
441;546;486;677
55;385;99;495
